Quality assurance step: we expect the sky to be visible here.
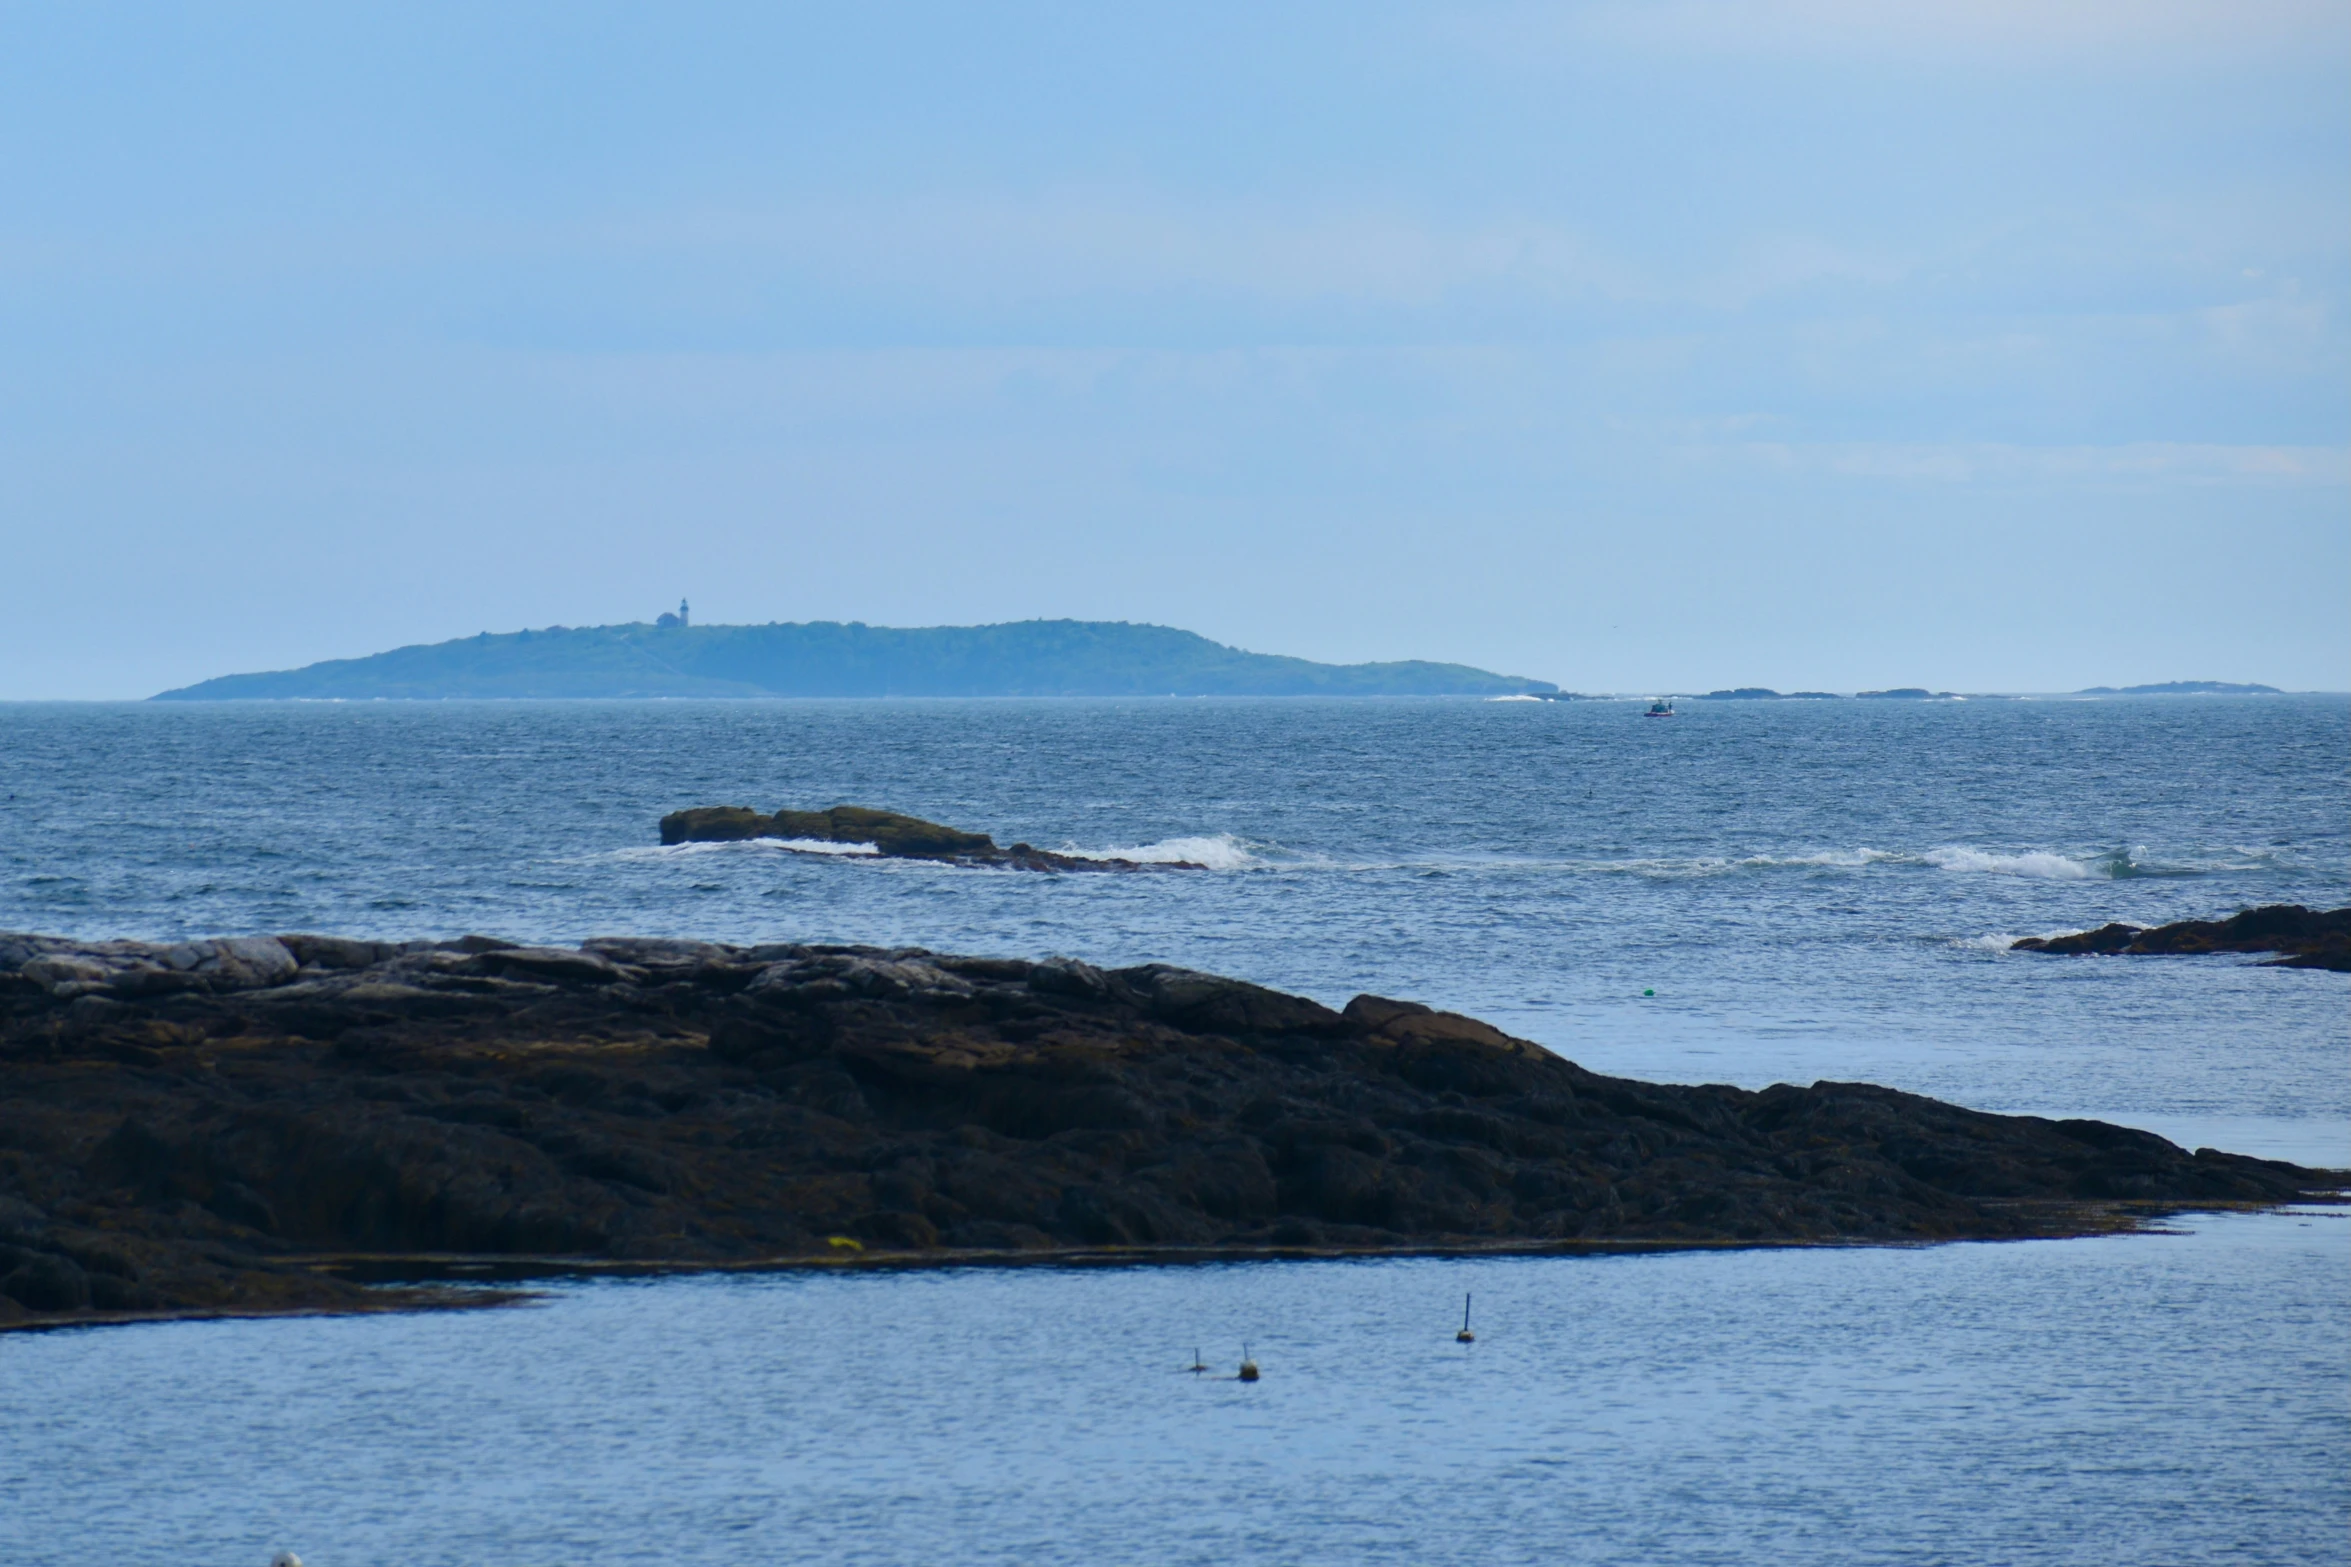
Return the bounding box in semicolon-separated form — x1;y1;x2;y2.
1;0;2344;698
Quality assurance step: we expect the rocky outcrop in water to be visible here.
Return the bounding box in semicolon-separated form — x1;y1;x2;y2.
0;930;2336;1329
658;804;1200;872
2012;905;2350;972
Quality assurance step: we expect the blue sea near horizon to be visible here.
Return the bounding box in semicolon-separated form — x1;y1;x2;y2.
1;693;2345;1565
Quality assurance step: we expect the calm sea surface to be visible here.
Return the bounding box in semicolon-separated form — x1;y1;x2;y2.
1;695;2344;1563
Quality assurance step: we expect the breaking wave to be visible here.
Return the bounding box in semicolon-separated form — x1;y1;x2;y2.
1745;848;1901;870
1921;847;2098;880
1949;932;2031;952
613;836;2254;883
1059;833;1270;871
1519;845;2228;882
614;833;1275;871
1555;848;1901;879
1920;845;2246;880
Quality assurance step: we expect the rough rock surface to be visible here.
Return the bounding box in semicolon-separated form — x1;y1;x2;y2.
2013;905;2351;972
658;804;1200;872
1;931;2338;1329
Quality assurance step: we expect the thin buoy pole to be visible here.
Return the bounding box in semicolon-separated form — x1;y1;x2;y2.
1457;1292;1475;1343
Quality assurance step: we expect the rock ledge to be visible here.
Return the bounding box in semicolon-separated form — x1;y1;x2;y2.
1;931;2338;1329
658;804;1202;871
2013;905;2350;972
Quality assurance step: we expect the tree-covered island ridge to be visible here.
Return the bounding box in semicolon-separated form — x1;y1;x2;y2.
153;619;1560;700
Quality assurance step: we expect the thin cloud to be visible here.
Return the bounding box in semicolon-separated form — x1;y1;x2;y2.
1470;0;2350;68
608;193;1650;310
1712;440;2351;485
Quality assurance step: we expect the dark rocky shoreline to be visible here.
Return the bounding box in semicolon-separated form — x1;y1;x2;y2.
2;931;2339;1331
2013;905;2350;972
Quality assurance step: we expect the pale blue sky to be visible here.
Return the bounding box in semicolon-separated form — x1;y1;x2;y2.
3;1;2344;696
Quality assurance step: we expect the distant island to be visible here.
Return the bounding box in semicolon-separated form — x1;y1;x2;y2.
1592;684;2289;702
1678;687;1953;701
1695;688;1842;701
152;618;1558;700
2075;681;2281;696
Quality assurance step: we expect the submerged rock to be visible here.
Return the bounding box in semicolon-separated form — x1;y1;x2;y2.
0;930;2338;1328
657;804;1202;871
2012;905;2350;972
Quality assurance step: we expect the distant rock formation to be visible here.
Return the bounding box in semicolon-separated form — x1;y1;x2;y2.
1855;688;1955;700
658;804;1201;872
2;930;2336;1329
1691;688;1848;701
2075;681;2282;696
2012;905;2349;972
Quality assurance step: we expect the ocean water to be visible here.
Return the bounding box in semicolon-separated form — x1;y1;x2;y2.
1;694;2346;1565
1;1213;2343;1566
3;694;2344;1159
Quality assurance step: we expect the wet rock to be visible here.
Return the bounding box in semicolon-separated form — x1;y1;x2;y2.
656;804;1202;872
281;934;412;970
1030;956;1111;998
472;946;634;985
656;805;775;843
1;1249;90;1312
2013;905;2350;973
851;1210;940;1249
1121;965;1346;1034
0;928;2339;1328
206;1181;280;1234
0;934;297;998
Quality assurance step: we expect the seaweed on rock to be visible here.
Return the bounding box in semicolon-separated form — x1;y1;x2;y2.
0;930;2338;1329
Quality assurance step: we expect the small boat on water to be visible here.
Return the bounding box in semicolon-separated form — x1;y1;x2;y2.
1644;699;1675;718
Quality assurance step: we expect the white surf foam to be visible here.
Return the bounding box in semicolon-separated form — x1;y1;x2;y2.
1950;932;2030;951
1922;847;2099;879
611;837;881;861
1569;848;1900;879
1742;848;1900;871
1061;833;1267;870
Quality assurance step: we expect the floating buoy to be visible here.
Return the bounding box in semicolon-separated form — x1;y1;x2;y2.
1643;989;1654;997
1456;1292;1475;1343
1238;1344;1260;1382
271;1554;304;1567
1188;1347;1209;1375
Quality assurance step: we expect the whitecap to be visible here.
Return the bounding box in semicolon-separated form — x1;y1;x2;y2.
1922;847;2099;879
1565;848;1898;879
1738;848;1900;871
1950;932;2030;951
1058;833;1267;871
